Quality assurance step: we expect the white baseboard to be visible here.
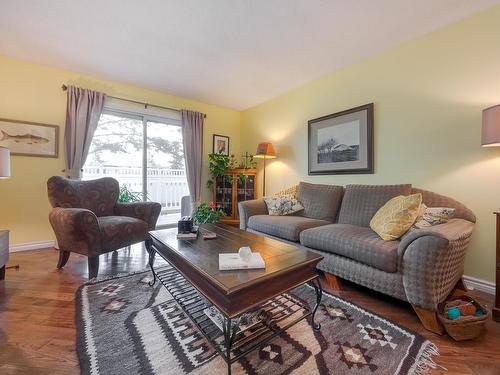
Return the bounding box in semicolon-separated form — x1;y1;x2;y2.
10;240;55;252
463;275;496;295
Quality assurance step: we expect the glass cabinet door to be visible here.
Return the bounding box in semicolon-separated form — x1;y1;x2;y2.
246;175;255;200
235;174;255;218
215;175;233;217
237;175;246;204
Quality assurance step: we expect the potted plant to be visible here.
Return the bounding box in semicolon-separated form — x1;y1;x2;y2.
193;202;225;224
206;152;257;190
118;185;143;203
206;153;236;190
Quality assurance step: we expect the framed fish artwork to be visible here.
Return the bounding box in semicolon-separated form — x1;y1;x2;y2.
0;118;59;158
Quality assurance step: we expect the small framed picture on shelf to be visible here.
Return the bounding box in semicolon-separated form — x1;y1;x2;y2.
213;134;230;155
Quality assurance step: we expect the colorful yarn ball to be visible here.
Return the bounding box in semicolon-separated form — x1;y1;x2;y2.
447;306;461;320
474;310;484;317
457;301;476;316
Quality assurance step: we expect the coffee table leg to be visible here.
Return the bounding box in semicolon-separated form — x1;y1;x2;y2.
311;278;323;331
146;240;156;287
223;317;239;375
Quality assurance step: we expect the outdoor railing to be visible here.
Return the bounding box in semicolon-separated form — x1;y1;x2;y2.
83;166;189;217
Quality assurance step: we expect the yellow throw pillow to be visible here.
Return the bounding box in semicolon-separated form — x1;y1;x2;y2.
276;185;299;198
370;193;422;241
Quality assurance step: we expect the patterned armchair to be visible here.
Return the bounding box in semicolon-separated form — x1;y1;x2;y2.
47;176;161;279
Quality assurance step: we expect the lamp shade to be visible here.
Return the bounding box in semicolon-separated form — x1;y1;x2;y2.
0;147;10;178
254;142;277;159
482;104;500;147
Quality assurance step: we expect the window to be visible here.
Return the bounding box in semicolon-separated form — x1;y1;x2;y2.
83;108;188;227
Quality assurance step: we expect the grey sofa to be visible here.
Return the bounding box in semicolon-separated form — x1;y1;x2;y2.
238;182;475;334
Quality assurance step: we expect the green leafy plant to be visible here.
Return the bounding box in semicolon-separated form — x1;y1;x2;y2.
118;185;143;203
236;172;247;185
193;202;225;224
208;153;235;176
206;152;236;189
206;152;257;190
238;152;257;169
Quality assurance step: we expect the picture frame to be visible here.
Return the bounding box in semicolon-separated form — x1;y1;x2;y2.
213;134;230;155
308;103;373;175
0;118;59;158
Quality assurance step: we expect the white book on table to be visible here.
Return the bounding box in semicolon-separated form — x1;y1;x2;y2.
218;252;266;270
176;232;197;239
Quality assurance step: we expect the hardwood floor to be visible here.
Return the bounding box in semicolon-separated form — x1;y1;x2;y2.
1;246;499;374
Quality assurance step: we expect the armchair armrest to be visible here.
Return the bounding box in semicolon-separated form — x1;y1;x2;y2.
48;207;101;256
114;202;162;230
238;199;268;230
399;219;474;310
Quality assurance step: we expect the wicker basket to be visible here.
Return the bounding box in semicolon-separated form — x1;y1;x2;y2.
437;295;490;341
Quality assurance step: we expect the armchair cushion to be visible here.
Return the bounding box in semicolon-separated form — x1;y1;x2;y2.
114;202;161;230
98;216;149;252
48;207;101;256
47;176;119;216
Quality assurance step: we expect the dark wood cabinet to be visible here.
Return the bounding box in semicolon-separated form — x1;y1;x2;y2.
494;212;500;322
213;168;257;225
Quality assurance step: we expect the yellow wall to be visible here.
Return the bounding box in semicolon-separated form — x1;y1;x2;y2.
241;6;500;283
0;55;240;246
2;6;500;283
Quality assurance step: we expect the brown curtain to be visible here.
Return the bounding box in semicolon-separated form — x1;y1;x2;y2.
64;86;106;179
181;110;204;208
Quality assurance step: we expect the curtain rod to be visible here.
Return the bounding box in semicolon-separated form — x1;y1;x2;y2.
61;85;206;118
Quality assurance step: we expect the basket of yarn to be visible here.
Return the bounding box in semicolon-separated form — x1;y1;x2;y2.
437;295;490;341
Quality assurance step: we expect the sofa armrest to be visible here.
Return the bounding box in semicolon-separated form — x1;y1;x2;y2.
238;199;268;230
48;207;101;256
114;202;162;230
399;219;474;310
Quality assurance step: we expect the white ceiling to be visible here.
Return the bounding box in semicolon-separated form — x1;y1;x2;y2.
0;0;498;110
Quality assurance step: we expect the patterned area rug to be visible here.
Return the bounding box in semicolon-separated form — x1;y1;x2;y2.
76;268;439;374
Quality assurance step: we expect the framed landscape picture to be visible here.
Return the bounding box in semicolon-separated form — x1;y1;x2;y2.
213;134;230;155
0;118;59;158
308;103;373;175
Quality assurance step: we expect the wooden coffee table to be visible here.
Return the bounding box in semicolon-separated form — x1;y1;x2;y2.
147;223;323;375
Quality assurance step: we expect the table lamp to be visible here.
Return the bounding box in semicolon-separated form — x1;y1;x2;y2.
482;104;500;147
254;142;277;196
0;147;10;178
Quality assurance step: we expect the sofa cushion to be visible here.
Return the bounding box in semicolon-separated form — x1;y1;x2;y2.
370;193;422;240
247;215;330;242
297;182;344;222
338;184;412;227
300;224;399;272
264;195;304;216
413;203;456;229
98;216;149;251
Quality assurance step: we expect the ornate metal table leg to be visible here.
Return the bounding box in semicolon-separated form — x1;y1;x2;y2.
311;278;323;331
146;240;156;287
222;317;239;375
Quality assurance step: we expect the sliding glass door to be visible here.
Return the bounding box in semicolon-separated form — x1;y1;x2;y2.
84;110;188;227
146;120;188;225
